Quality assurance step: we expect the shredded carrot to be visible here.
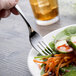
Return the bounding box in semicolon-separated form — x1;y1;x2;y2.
60;60;72;68
45;64;49;72
48;62;53;72
42;72;48;76
33;59;46;64
33;53;76;76
54;54;65;57
38;64;41;70
56;59;64;76
64;56;71;62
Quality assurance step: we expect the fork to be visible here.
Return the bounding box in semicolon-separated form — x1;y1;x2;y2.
15;5;53;55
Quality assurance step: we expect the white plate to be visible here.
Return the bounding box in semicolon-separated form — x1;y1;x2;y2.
27;24;76;76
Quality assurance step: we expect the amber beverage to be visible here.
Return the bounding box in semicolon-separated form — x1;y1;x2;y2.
29;0;59;25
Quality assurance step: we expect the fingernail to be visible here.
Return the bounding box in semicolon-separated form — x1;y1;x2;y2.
15;0;18;2
14;0;18;5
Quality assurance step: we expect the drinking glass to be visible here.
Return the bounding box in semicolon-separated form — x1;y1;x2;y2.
29;0;59;26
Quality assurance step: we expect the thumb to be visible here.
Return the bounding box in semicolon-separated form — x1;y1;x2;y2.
0;0;18;10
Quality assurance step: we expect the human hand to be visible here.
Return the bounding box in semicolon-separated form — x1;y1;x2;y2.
0;0;19;18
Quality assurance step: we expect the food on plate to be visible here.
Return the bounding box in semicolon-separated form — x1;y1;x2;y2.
55;40;73;53
33;26;76;76
68;36;76;50
34;53;76;76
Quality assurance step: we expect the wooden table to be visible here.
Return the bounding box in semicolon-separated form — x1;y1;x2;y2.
0;0;76;76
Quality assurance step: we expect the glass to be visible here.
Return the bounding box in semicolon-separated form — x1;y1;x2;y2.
29;0;59;26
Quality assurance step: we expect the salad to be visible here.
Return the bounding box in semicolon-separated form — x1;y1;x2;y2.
33;26;76;76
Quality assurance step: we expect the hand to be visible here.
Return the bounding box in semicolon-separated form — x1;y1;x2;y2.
0;0;19;18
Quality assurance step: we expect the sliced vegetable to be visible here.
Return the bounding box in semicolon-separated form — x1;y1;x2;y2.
55;40;73;53
68;36;76;50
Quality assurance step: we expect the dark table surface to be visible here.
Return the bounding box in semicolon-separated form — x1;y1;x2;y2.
0;0;76;76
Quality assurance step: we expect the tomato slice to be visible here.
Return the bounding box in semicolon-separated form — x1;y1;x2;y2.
57;44;72;52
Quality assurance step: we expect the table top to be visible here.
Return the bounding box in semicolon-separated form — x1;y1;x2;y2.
0;0;76;76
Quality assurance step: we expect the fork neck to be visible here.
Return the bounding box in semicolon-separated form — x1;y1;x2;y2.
15;5;34;35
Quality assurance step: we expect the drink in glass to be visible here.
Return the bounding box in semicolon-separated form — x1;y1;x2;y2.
29;0;59;26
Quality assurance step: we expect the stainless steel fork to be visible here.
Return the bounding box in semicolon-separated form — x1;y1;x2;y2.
15;5;53;55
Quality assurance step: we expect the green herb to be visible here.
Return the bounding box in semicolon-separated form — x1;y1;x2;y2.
49;41;55;51
49;41;57;54
63;66;76;76
40;67;45;75
60;68;66;73
41;64;45;68
34;54;52;60
63;65;76;71
37;53;42;56
63;70;76;76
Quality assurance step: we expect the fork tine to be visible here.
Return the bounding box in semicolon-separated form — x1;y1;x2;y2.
37;44;49;55
38;41;52;55
39;42;51;54
37;45;48;55
42;41;54;54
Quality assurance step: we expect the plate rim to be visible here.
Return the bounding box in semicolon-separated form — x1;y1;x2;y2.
27;24;76;76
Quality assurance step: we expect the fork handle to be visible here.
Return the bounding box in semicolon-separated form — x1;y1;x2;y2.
15;5;33;35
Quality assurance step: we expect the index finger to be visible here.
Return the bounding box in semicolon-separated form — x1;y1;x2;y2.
0;0;19;10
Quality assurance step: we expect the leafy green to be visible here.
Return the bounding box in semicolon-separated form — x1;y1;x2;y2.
63;66;76;76
55;26;76;41
64;26;76;35
40;67;45;75
41;64;45;68
63;66;76;71
63;70;76;76
49;41;55;51
49;41;58;54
